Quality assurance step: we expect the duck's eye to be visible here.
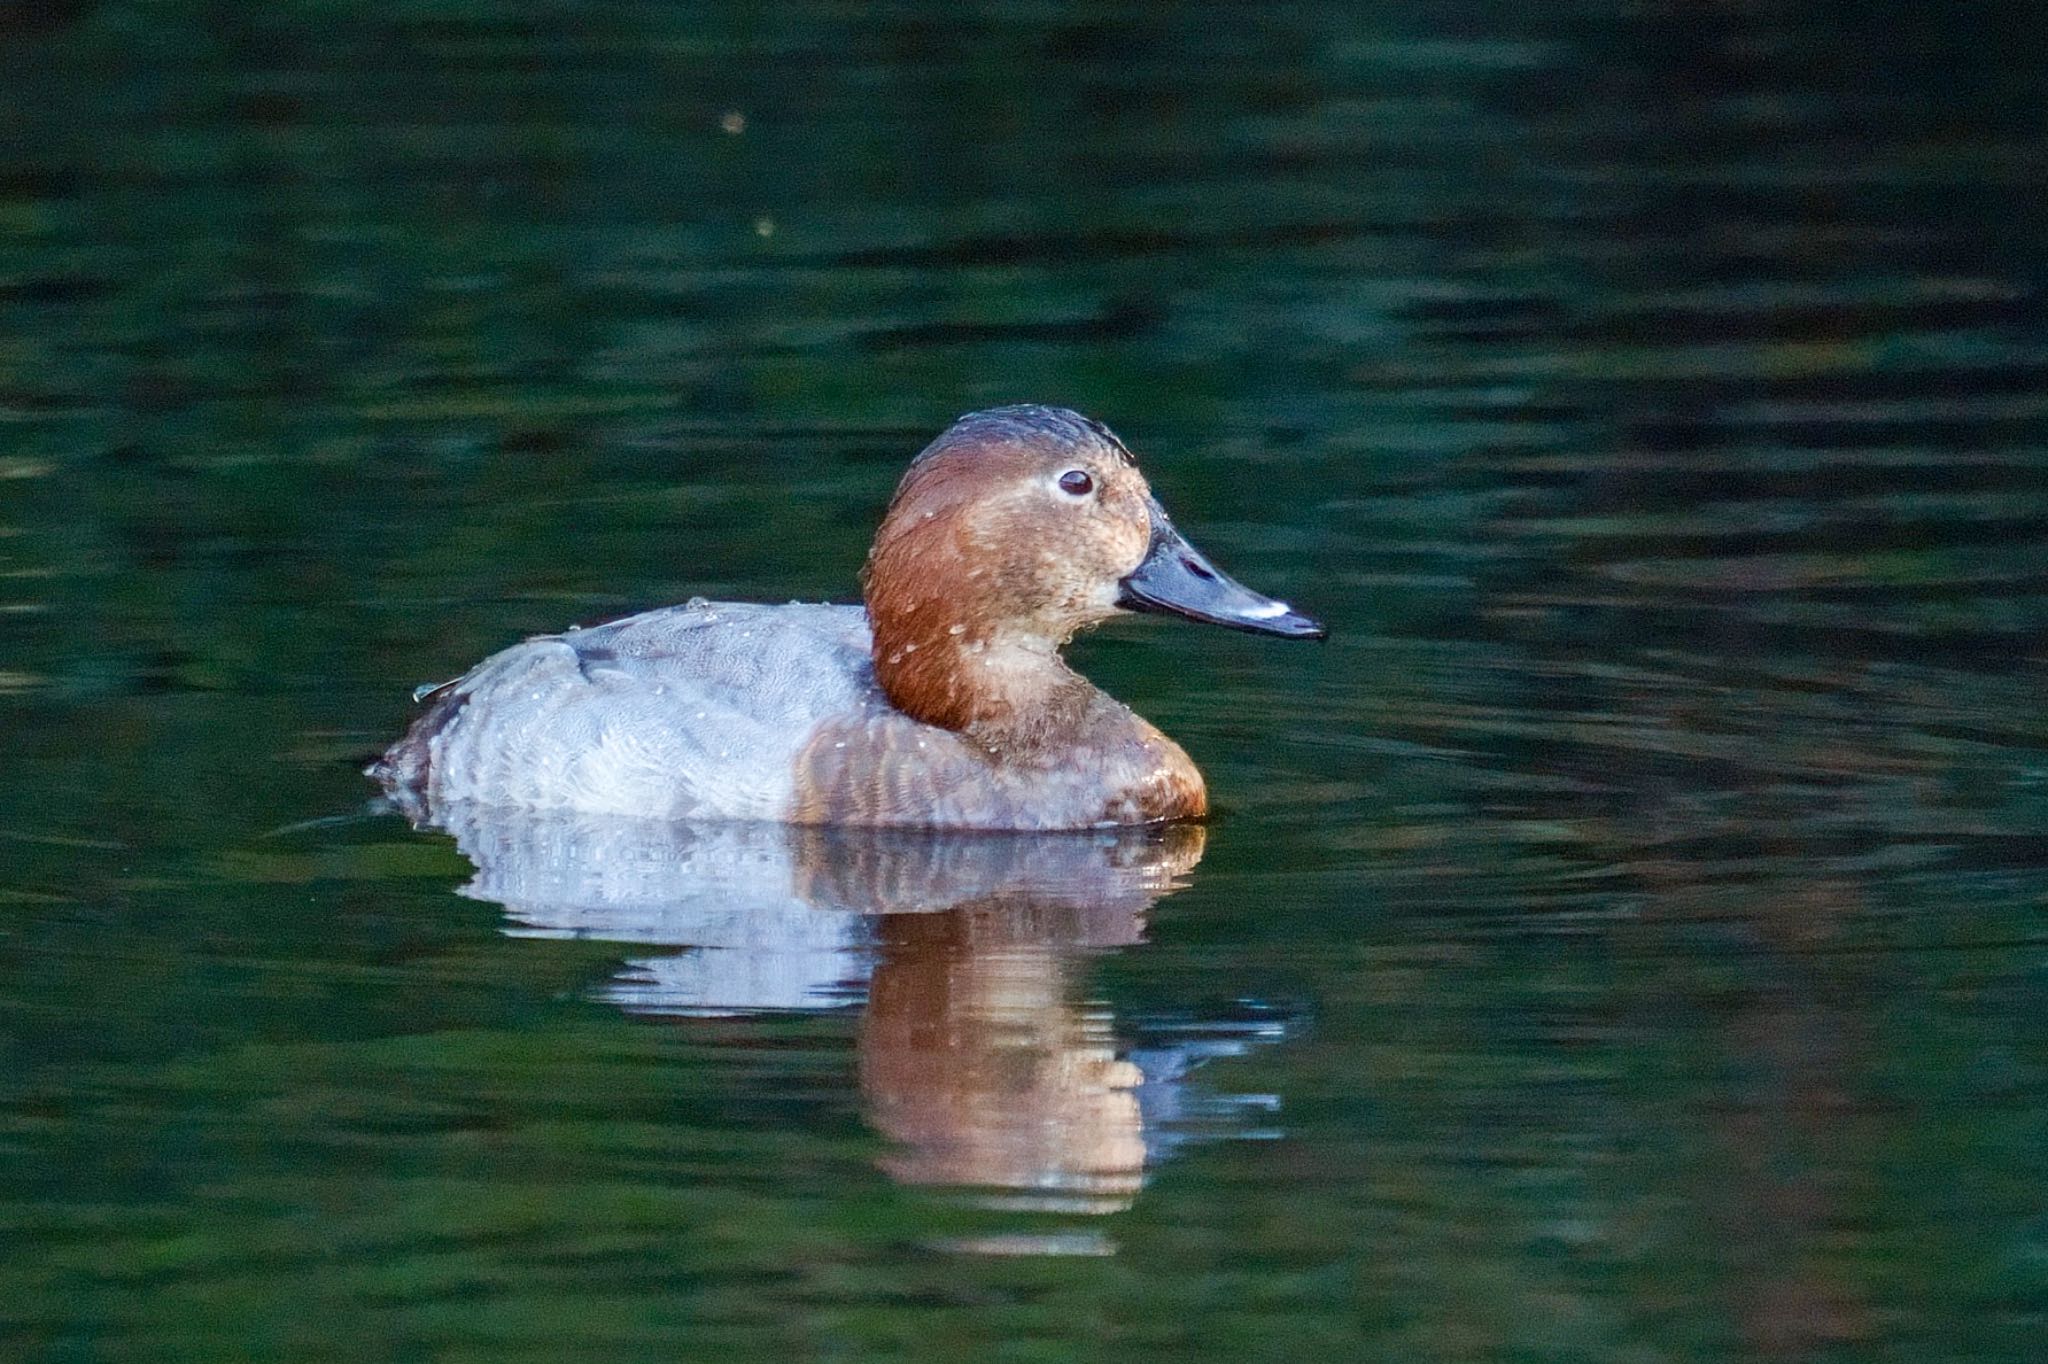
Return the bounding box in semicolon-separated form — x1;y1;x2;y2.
1057;469;1095;497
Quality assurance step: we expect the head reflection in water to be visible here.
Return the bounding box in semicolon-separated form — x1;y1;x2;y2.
429;806;1291;1216
862;911;1149;1209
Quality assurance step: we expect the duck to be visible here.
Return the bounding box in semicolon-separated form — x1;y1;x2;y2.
372;404;1323;829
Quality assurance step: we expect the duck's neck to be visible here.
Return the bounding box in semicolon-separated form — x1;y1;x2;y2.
871;618;1101;760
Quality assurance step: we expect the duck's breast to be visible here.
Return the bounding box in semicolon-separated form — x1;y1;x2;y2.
386;601;887;820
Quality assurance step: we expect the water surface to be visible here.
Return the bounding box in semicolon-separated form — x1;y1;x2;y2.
1;2;2044;1359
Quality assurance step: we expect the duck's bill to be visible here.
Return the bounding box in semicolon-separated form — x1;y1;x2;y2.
1115;500;1326;639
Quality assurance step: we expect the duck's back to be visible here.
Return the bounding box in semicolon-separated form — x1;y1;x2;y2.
376;601;886;821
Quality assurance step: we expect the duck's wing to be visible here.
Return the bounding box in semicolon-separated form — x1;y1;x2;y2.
374;602;886;821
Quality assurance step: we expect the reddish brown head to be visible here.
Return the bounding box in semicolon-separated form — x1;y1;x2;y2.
861;405;1322;749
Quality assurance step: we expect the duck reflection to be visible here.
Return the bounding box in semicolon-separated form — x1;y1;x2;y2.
425;805;1289;1212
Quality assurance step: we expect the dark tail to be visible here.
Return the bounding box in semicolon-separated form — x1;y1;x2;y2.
366;680;471;815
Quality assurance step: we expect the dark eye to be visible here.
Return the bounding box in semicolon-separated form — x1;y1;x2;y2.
1057;469;1094;497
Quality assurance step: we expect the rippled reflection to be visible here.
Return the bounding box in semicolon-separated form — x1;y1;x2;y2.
427;805;1288;1220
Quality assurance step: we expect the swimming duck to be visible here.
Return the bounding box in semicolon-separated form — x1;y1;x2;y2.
373;405;1323;829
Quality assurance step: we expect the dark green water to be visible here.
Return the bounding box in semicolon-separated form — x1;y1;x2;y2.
3;3;2045;1359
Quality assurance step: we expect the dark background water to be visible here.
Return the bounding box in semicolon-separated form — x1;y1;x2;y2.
3;2;2045;1359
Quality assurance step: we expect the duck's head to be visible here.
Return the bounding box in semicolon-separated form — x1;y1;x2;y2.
862;405;1322;735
